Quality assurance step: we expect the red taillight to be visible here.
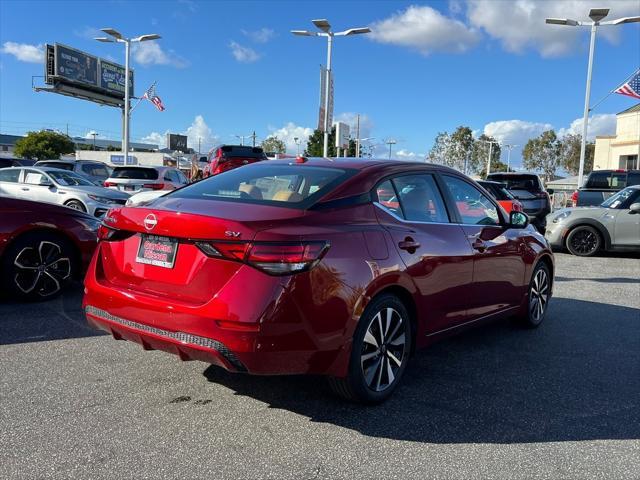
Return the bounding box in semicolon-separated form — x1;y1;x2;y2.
571;190;579;205
97;224;135;242
143;183;165;190
104;181;116;187
97;224;113;240
195;241;329;275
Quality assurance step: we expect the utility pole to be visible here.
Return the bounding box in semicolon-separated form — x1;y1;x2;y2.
355;114;361;158
251;131;257;147
198;137;201;154
385;139;397;160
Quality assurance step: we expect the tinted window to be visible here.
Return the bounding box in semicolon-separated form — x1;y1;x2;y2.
479;182;513;201
375;180;401;217
627;173;640;186
81;163;111;177
37;161;74;171
586;172;611;189
392;175;449;223
443;175;500;226
0;168;20;182
170;164;351;208
217;146;266;159
111;167;159;180
488;174;542;192
0;159;15;168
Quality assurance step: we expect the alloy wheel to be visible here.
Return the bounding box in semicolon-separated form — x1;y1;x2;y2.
360;307;406;392
570;229;598;255
529;268;549;323
13;241;71;297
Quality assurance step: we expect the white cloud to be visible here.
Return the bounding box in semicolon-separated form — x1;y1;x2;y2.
1;42;43;63
242;28;276;43
369;5;480;55
483;119;554;146
132;41;188;68
229;41;260;63
558;113;616;140
73;26;102;40
267;122;314;154
467;0;640;57
396;149;425;161
84;131;104;140
334;112;374;139
141;116;218;151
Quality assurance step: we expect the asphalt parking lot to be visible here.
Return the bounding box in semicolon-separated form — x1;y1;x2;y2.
1;252;639;480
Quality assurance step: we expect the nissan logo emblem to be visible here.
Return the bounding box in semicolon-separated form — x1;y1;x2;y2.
143;214;157;230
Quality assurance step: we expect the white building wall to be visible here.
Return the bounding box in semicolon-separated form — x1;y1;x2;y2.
75;150;167;167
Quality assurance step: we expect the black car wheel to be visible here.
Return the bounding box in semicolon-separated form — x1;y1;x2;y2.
517;262;552;328
566;225;601;257
1;232;76;301
328;294;412;404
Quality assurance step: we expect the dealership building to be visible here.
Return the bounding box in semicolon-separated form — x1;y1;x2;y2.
594;104;640;170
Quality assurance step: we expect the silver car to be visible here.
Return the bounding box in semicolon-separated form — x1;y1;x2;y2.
0;166;129;217
545;185;640;256
104;166;188;194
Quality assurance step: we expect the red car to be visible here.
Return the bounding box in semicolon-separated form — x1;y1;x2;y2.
83;159;554;403
204;145;267;177
0;196;99;300
478;180;524;214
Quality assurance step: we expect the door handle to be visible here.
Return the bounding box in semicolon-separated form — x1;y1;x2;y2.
21;187;29;191
471;239;487;252
398;237;421;252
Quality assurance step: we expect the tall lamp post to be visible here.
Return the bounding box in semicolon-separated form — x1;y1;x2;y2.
292;20;370;158
546;9;640;187
478;139;500;177
504;144;518;171
95;29;161;164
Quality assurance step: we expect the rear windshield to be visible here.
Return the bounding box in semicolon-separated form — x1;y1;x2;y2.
585;171;627;189
213;146;266;159
38;161;74;171
111;167;159;180
488;174;542;192
81;163;111;177
170;164;353;209
479;182;514;201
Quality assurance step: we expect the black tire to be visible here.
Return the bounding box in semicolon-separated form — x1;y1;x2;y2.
566;225;601;257
328;294;413;404
516;262;552;329
0;231;76;301
65;199;87;212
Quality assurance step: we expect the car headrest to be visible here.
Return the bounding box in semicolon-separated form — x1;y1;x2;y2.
239;184;263;200
272;190;303;202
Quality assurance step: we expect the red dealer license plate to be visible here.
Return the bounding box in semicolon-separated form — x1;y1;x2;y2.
136;235;178;268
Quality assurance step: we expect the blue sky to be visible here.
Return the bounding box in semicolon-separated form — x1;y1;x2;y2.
1;0;638;166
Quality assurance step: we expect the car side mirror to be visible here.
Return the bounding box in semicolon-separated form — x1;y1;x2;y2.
629;202;640;214
509;211;529;228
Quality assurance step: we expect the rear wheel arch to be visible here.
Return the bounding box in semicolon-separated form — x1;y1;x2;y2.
535;254;554;291
365;285;418;355
564;220;611;250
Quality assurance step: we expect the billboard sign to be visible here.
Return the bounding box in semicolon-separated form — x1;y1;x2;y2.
55;44;98;88
335;122;349;149
110;154;138;166
99;60;134;97
167;133;188;151
317;66;334;132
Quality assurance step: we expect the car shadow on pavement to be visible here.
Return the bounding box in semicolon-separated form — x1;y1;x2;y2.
0;282;104;345
203;297;640;444
556;276;640;284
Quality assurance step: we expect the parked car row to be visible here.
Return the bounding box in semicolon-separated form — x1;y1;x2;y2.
572;169;640;207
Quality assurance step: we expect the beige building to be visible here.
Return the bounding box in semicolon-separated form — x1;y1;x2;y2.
594;104;640;170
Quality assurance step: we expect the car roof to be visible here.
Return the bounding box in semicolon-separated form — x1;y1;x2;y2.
487;172;539;177
477;180;503;186
113;165;163;170
35;159;74;164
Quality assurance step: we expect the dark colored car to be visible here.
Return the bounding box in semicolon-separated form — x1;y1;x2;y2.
83;159;554;403
0;158;36;168
34;159;113;186
486;173;550;233
204;145;267;177
478;180;523;214
572;169;640;207
0;196;100;300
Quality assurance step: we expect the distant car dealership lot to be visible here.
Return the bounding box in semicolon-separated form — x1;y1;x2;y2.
1;252;638;480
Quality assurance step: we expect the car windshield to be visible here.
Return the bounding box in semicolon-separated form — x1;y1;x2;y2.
169;164;352;209
47;170;95;186
601;187;639;209
111;168;159;180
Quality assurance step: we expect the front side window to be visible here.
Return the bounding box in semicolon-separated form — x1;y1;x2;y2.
442;175;500;226
392;174;449;223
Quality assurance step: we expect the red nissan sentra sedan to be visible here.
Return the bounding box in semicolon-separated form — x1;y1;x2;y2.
83;159;554;403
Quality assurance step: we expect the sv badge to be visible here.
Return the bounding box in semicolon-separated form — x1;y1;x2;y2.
225;231;241;238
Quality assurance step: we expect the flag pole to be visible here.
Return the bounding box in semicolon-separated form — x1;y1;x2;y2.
590;68;640;112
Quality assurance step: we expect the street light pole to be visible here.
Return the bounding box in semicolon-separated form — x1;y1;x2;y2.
478;139;500;177
545;9;640;187
95;29;161;165
504;144;518;171
292;20;371;158
385;139;397;160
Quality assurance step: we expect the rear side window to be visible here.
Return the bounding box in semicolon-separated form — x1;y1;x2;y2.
0;169;20;182
81;163;111;177
171;164;352;209
111;168;159;180
627;173;640;186
442;175;500;226
489;174;542;192
390;174;449;223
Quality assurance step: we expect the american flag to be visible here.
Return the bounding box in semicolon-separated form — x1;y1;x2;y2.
142;82;166;111
614;69;640;100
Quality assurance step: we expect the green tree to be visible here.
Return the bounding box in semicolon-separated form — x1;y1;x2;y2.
304;127;337;157
261;135;286;154
14;130;75;160
427;132;452;166
522;130;561;183
559;133;594;176
473;134;504;176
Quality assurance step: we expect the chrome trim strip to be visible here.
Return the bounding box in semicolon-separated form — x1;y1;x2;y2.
85;305;247;371
425;306;520;337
